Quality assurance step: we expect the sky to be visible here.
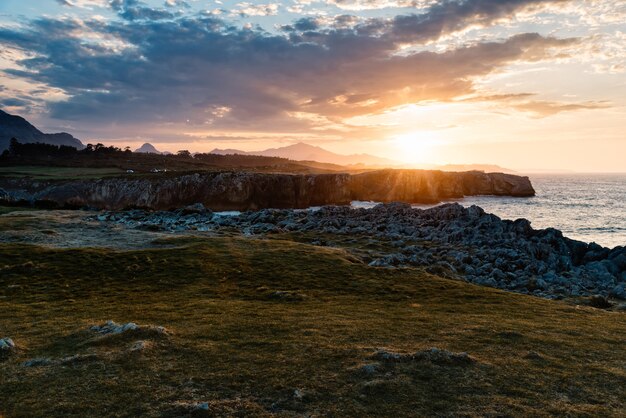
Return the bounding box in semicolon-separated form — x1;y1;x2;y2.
0;0;624;172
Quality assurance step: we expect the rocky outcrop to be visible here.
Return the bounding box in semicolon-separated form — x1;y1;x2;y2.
0;169;534;211
95;202;626;299
349;170;533;203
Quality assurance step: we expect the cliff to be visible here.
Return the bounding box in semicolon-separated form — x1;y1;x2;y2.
0;169;534;211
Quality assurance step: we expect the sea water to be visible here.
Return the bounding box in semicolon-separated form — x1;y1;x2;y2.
457;173;626;248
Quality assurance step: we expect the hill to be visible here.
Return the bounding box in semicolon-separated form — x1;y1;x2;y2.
0;109;83;151
134;143;162;154
211;142;399;167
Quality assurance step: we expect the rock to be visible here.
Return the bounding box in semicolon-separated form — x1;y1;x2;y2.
535;278;549;290
372;349;409;362
369;258;393;268
90;320;168;336
524;351;543;360
372;347;474;366
196;402;209;411
129;340;147;352
589;295;613;309
293;389;304;400
91;320;139;335
0;337;16;356
267;290;305;302
608;251;626;272
181;203;210;215
58;354;99;364
414;348;474;366
610;283;626;300
359;363;381;375
582;244;610;263
22;358;53;367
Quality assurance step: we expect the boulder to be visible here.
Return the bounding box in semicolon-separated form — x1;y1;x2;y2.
0;337;16;356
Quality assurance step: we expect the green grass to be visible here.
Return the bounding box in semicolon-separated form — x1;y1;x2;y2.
0;238;625;417
0;206;37;216
0;166;125;180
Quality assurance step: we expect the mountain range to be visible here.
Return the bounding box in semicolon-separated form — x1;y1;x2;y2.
0;109;516;173
0;109;84;151
210;142;399;167
210;143;517;172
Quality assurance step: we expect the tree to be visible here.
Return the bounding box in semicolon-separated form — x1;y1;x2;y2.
177;150;192;158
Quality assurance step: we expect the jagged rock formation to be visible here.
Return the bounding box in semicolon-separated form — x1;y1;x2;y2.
0;169;534;211
97;202;626;299
0;109;83;151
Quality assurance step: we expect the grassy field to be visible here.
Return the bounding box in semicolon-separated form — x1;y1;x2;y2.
1;236;625;417
0;206;38;216
0;166;125;180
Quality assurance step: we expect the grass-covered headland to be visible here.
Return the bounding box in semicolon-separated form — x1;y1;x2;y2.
1;237;625;417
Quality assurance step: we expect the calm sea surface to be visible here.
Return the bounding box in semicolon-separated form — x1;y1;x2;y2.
434;174;626;248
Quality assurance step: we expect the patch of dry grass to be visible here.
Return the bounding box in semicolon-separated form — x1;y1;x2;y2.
1;238;625;417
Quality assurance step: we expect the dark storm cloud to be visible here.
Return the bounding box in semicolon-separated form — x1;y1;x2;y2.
0;0;577;130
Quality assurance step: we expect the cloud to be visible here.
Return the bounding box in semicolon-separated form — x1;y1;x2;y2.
164;0;190;7
0;0;585;137
512;100;611;117
461;93;611;117
351;0;570;44
326;0;431;11
54;0;110;7
109;0;177;20
232;3;280;17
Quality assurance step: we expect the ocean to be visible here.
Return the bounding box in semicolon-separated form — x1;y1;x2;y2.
416;173;626;248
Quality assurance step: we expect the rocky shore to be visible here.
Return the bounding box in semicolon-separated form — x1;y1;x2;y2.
95;202;626;301
0;169;534;210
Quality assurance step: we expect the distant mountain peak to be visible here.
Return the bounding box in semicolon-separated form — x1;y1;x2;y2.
135;143;161;154
211;142;399;167
0;109;83;151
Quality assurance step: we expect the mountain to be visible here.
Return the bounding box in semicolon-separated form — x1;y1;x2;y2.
210;142;399;167
0;109;84;151
135;143;162;154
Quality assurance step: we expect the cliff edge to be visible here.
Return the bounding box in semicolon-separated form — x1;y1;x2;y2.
0;169;534;211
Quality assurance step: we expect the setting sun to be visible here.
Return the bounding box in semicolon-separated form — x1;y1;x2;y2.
390;131;440;165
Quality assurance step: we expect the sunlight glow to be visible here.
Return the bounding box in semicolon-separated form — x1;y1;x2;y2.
390;131;440;164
